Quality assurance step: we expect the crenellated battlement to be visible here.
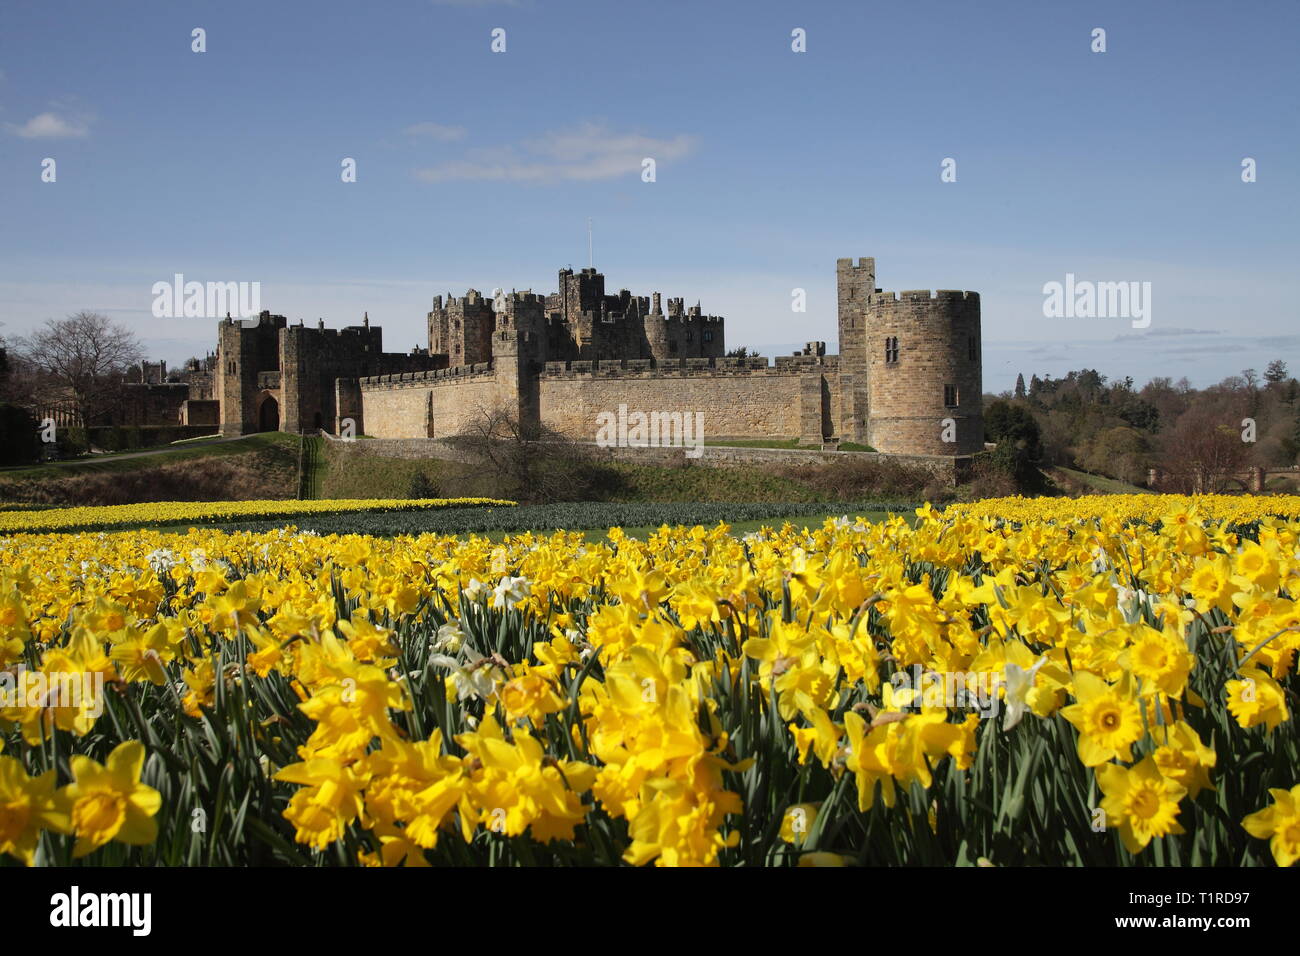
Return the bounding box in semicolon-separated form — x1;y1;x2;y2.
870;290;980;304
531;355;833;382
359;361;495;390
284;324;383;339
502;291;547;307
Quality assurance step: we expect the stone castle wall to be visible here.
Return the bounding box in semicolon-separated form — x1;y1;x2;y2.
117;383;190;427
537;358;835;444
358;365;500;439
356;354;840;446
180;399;219;427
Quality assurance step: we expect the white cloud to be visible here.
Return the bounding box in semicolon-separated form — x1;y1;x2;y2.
8;111;90;139
403;121;467;141
414;122;695;184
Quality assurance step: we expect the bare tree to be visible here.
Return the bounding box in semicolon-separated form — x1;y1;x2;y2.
447;404;614;503
1159;407;1253;493
14;311;143;425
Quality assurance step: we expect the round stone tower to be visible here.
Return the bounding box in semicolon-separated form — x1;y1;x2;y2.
865;289;983;455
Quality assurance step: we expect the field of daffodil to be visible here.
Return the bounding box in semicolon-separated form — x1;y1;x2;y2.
0;497;516;535
1;493;1297;867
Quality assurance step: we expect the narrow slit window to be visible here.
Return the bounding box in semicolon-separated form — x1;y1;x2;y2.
944;384;959;407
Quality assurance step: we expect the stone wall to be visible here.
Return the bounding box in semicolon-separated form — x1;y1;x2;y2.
117;383;190;426
359;365;501;439
536;363;822;443
180;399;219;426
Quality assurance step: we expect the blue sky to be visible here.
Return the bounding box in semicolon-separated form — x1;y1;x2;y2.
1;0;1296;392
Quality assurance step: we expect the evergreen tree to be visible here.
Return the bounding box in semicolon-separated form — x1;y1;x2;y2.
1014;373;1026;399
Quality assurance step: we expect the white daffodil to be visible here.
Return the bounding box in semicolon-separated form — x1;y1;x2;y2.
433;622;464;653
146;549;177;573
492;575;531;611
428;650;503;702
1002;657;1047;731
461;577;486;604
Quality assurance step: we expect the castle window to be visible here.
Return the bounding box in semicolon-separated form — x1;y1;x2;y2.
703;330;713;343
968;336;976;361
885;336;899;364
944;384;959;407
686;331;694;343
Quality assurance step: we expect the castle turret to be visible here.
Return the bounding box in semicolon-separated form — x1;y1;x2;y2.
865;290;982;455
217;311;286;435
836;257;875;443
428;289;494;367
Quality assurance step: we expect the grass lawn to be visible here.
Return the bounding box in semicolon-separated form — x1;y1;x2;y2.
320;448;838;503
1050;465;1152;495
0;434;299;481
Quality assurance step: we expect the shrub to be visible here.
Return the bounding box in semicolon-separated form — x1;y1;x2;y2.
775;457;931;501
984;400;1043;459
0;404;42;465
408;470;439;499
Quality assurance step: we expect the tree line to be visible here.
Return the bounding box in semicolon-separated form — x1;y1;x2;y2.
986;362;1299;492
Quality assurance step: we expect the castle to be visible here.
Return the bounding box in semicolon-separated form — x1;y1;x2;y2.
212;258;983;457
